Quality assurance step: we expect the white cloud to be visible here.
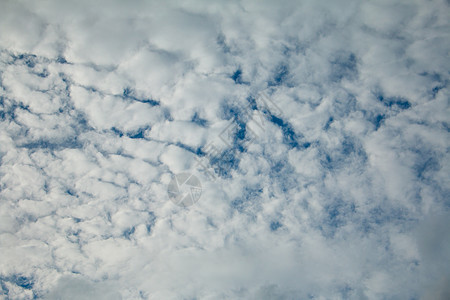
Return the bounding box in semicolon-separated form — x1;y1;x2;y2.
0;0;449;299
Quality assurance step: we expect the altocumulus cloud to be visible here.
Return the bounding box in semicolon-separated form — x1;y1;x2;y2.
0;0;449;299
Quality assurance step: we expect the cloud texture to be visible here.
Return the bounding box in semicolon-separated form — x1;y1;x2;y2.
0;0;449;299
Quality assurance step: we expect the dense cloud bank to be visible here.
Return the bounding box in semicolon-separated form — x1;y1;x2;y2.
0;0;449;299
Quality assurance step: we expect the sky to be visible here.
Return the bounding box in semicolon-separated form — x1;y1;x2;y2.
0;0;449;299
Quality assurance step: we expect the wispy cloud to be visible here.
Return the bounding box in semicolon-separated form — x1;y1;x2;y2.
0;0;449;299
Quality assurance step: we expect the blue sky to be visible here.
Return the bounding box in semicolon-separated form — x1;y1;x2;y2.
0;0;449;299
